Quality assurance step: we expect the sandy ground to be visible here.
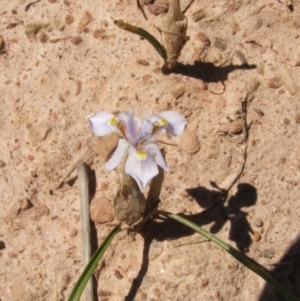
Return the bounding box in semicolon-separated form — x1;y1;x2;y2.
1;0;300;300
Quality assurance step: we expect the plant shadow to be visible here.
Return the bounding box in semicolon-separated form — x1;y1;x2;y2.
258;237;300;301
125;182;257;300
163;61;257;82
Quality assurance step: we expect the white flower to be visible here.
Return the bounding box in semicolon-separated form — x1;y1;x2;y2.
86;109;186;191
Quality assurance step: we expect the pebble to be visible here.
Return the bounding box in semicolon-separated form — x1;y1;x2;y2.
178;129;201;154
267;77;282;89
252;108;264;117
192;10;207;22
0;36;4;51
196;31;210;44
171;87;185;100
256;63;265;75
229;121;243;135
90;197;114;223
137;59;150;66
253;18;263;30
147;4;168;15
114;270;123;279
262;248;275;259
70;36;83;45
254;218;263;227
149;240;163;260
100;182;108;191
235;50;248;64
10;199;32;218
69;228;77;237
0;160;6;168
0;241;5;250
201;278;209;287
95;133;120;161
65;14;74;25
38;32;48;43
283;118;290;125
252;231;261;242
295;113;300;124
214;37;227;51
29;122;51;146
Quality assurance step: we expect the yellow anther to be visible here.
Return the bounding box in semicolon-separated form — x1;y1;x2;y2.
136;150;148;161
108;116;125;135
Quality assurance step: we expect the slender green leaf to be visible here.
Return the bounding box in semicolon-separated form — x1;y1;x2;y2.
159;211;300;301
114;20;167;60
68;224;122;301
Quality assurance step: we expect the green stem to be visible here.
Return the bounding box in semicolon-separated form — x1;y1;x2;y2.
158;211;300;301
68;224;122;301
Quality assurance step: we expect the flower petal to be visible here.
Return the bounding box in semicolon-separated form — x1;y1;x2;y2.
125;146;159;191
143;141;168;171
150;111;187;136
86;111;123;137
106;139;129;170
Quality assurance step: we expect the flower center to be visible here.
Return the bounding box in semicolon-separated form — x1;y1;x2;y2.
153;117;168;133
136;150;148;161
108;116;125;135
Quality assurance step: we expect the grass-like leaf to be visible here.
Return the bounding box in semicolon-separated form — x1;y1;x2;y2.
68;223;121;301
158;211;300;301
114;20;167;60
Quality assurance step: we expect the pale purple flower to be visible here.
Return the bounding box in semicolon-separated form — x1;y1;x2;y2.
86;109;186;191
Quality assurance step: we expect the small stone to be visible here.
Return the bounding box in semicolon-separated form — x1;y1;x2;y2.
38;32;48;43
294;113;300;124
214;291;220;299
0;241;5;250
256;63;265;76
29;122;51;146
214;37;227;51
235;50;248;64
98;290;112;297
0;161;6;168
262;248;275;259
253;18;263;30
137;59;150;66
74;140;82;151
48;0;57;3
267;77;282;89
178;129;201;154
27;154;35;161
70;36;83;45
95;133;120;161
252;231;261;242
201;278;209;287
10;199;32;218
192;10;206;22
114;270;123;279
252;108;264;117
65;14;74;25
93;29;102;38
283;118;290;125
171;87;185;100
147;4;168;15
0;36;4;51
149;240;163;260
100;183;108;191
90;197;114;223
254;218;263;227
229;121;243;135
142;74;152;82
196;31;210;44
69;228;77;237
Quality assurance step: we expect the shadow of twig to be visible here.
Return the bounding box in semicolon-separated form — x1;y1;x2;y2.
163;61;257;82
